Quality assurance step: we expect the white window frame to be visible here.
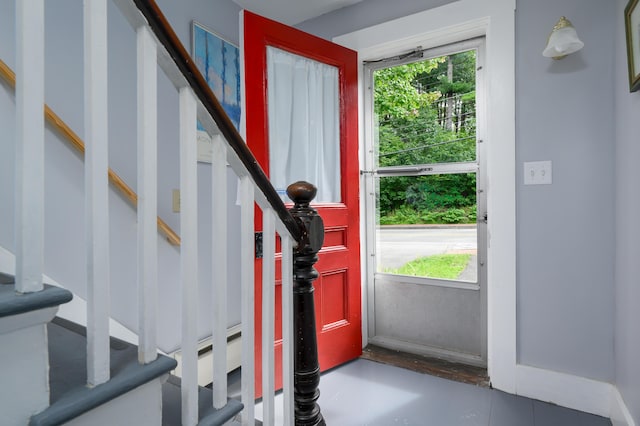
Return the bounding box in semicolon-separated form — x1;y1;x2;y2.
334;0;517;393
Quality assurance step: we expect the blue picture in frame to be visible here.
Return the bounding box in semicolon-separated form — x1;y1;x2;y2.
192;21;241;130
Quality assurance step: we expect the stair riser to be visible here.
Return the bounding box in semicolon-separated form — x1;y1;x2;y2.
58;376;166;426
0;310;56;425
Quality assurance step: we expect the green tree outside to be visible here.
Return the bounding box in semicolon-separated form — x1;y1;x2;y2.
374;50;477;224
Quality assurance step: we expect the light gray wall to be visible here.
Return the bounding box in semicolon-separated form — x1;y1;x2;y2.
296;0;455;40
514;1;615;382
615;0;640;421
300;0;617;384
0;0;243;352
156;0;241;46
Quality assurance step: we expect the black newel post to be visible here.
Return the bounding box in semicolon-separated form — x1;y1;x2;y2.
287;181;326;426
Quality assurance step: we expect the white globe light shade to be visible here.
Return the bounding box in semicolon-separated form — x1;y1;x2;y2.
542;17;584;59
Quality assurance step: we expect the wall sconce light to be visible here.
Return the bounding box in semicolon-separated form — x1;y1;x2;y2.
542;16;584;59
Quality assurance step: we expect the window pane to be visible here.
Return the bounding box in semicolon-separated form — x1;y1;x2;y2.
374;50;477;167
376;174;477;282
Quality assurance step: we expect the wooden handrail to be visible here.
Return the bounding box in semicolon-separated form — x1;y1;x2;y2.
0;59;181;246
131;0;305;244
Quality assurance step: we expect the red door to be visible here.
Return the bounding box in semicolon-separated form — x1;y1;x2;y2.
242;10;361;394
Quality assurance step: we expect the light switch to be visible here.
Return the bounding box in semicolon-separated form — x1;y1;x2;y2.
172;189;180;213
524;161;552;185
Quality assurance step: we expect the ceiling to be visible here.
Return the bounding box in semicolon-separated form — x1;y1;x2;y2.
232;0;364;26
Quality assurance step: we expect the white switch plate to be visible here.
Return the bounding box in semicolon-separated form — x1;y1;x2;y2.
524;161;552;185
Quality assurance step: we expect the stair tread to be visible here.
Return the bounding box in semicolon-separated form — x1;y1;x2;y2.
29;317;177;426
0;274;72;318
162;375;244;426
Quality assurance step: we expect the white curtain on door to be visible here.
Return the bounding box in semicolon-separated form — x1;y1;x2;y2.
267;47;341;203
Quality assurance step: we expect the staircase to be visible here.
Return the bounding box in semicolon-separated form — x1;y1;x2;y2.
0;273;72;426
1;270;244;425
1;0;316;424
34;316;178;426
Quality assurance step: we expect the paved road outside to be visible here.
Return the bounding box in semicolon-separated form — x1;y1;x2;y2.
376;226;477;281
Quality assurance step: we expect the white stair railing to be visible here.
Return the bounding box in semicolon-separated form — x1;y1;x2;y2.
211;134;229;410
262;207;277;425
179;85;200;425
281;235;295;426
15;0;44;295
239;175;256;425
136;23;159;366
84;0;112;388
13;0;303;424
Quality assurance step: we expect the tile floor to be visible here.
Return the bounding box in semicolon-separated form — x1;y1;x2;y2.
255;358;612;425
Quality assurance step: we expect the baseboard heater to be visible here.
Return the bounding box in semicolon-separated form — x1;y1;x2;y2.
171;324;242;387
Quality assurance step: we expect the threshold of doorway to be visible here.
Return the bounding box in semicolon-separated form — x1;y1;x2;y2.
360;344;490;388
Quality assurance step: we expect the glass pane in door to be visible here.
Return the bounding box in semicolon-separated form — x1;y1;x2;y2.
376;173;477;282
374;50;477;168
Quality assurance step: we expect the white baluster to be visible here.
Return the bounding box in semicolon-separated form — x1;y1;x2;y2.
180;87;199;426
262;208;276;425
137;25;158;365
239;175;255;425
15;0;44;294
84;0;110;387
211;134;228;408
281;235;294;426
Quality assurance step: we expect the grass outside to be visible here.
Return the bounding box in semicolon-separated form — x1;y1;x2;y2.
383;253;471;279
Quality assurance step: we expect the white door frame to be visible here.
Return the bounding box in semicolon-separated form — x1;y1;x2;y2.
362;37;488;366
334;0;517;393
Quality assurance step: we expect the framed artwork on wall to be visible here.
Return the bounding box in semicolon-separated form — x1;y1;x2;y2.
192;21;241;161
625;0;640;92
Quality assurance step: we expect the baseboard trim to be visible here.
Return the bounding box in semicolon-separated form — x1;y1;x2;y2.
516;364;612;418
172;326;242;387
610;386;636;426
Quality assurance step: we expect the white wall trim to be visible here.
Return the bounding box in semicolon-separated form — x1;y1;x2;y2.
611;386;636;426
516;364;619;420
170;325;242;387
335;0;517;393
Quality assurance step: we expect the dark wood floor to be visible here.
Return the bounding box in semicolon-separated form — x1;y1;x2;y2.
360;344;490;387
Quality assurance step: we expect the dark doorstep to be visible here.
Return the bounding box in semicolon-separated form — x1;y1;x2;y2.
361;344;490;387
